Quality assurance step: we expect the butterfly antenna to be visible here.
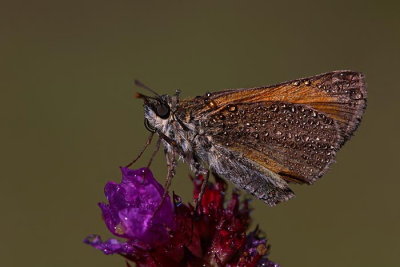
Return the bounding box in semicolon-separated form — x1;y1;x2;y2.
134;80;161;97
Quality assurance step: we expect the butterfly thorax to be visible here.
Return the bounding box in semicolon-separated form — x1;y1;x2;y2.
144;94;205;168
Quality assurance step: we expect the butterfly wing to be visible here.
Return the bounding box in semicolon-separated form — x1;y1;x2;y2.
180;70;366;204
194;70;366;142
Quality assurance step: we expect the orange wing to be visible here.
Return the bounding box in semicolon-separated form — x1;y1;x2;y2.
195;70;366;141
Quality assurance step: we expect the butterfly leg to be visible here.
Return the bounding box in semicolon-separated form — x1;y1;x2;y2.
193;166;209;213
147;137;161;168
125;132;154;167
154;149;177;215
163;150;177;199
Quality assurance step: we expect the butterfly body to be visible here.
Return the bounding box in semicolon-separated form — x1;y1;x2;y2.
142;70;367;206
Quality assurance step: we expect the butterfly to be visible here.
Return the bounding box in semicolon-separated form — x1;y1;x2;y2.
132;70;367;206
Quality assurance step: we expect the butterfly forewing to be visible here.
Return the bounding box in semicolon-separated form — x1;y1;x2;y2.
198;71;366;141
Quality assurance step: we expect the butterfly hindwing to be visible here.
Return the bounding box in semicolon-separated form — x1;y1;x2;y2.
204;101;341;184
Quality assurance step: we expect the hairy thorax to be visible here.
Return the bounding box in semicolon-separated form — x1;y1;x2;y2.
144;104;209;171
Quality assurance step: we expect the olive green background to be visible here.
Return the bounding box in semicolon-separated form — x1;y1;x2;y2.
1;1;399;266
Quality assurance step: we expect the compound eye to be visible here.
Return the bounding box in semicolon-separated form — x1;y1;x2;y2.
144;119;156;133
155;103;170;119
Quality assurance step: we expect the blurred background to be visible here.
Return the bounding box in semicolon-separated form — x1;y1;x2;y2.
1;0;399;266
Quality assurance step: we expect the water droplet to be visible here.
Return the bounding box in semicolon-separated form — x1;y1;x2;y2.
293;81;300;86
276;130;282;136
246;122;251;126
350;89;363;100
311;111;317;117
270;104;279;112
228;105;237;112
174;195;183;206
206;92;212;97
207;100;217;108
304;80;311;85
114;224;125;235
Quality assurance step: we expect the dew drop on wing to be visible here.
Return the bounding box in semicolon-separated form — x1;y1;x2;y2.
270;104;279;112
350;88;363;100
228;104;237;112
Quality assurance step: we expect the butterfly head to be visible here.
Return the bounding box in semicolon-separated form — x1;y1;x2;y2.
136;93;175;133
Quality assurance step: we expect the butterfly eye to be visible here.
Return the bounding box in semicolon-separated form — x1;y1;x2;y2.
144;119;156;133
155;102;170;119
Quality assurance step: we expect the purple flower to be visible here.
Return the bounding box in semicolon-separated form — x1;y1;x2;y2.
85;168;280;267
84;235;136;255
85;167;175;253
